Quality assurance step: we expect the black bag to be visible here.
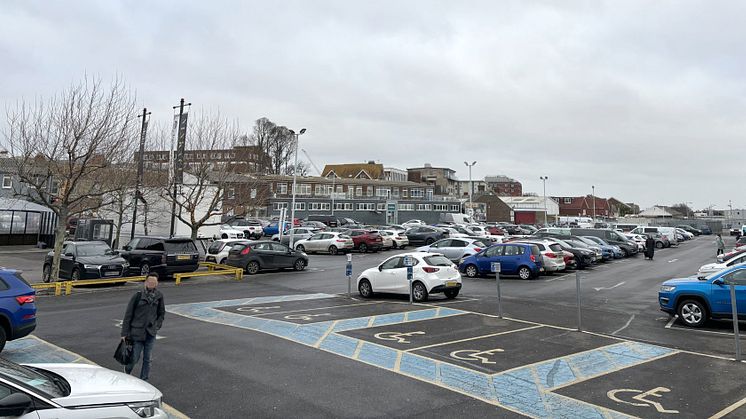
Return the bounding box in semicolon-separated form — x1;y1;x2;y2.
114;338;133;365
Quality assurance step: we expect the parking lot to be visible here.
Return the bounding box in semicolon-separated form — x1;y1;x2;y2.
6;234;746;417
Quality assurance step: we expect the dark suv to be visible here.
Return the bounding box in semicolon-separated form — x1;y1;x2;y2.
120;237;200;278
42;241;128;282
347;229;384;253
405;226;446;246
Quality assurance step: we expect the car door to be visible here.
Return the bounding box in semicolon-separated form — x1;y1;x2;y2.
374;256;404;293
252;242;276;269
443;239;466;260
477;245;503;273
426;239;447;254
305;233;322;252
500;245;523;274
270;242;295;268
710;269;746;316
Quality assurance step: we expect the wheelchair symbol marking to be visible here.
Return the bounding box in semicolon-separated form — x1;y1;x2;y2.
284;313;332;321
237;306;281;313
450;348;505;364
373;331;425;344
607;387;679;414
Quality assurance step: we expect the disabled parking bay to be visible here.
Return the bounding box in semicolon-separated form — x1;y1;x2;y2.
553;352;746;418
340;313;533;351
410;326;618;374
216;296;362;316
252;300;419;324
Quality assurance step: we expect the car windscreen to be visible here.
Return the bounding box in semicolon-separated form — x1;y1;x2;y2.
164;240;197;254
566;239;589;248
548;244;564;252
471;239;489;247
76;243;113;256
577;237;598;246
0;359;68;398
423;255;453;266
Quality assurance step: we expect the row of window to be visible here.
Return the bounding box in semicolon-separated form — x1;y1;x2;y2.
1;175;59;194
272;202;461;212
274;183;432;199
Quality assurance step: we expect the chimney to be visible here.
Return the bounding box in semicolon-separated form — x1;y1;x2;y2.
367;160;375;164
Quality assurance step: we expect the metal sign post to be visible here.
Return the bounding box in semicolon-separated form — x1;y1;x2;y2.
346;253;353;298
404;255;414;304
576;271;582;332
491;262;502;318
729;282;741;361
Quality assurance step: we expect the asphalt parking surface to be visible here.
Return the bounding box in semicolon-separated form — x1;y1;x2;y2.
4;235;746;417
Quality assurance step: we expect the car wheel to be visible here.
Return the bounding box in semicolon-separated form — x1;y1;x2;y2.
358;279;373;298
444;289;459;299
465;264;478;278
328;245;338;255
296;244;305;252
425;238;434;245
399;245;405;250
246;261;260;275
359;243;368;253
71;268;81;281
221;233;228;239
518;266;532;280
412;282;429;302
0;327;7;353
391;241;398;250
678;299;707;327
621;248;629;257
656;242;663;249
294;259;306;271
42;264;51;283
140;263;150;277
218;258;225;265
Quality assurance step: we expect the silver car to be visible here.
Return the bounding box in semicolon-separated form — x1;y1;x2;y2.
514;239;567;272
271;228;318;245
417;238;490;262
293;232;354;255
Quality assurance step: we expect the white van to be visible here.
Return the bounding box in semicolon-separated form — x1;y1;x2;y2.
440;213;474;225
631;226;678;246
557;216;593;228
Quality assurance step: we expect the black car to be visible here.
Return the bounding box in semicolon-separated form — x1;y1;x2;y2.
43;241;128;282
533;235;595;269
698;225;713;235
405;226;446;246
120;237;200;278
306;215;341;227
225;241;308;275
568;228;638;257
676;225;702;236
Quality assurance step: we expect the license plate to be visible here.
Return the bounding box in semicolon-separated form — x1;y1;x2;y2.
104;271;119;277
177;255;191;260
446;281;458;287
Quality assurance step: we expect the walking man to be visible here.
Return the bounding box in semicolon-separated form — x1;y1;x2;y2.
716;234;725;256
121;274;165;381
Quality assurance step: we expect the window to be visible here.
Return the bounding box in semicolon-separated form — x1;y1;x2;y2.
381;257;403;270
273;202;289;210
402;189;409;198
344;203;353;210
356;186;363;197
50;180;59;195
723;269;746;285
376;188;390;198
377;203;386;211
336;185;343;193
1;176;10;189
366;186;373;197
357;203;375;211
411;188;424;198
297;184;311;196
564;197;572;204
250;188;257;199
426;189;433;200
392;188;399;197
277;183;288;194
315;185;323;195
504;245;525;256
309;202;331;211
334;203;344;211
417;204;431;211
484;246;503;257
294;202;305;210
434;204;448;211
227;188;236;199
450;204;460;211
398;203;414;211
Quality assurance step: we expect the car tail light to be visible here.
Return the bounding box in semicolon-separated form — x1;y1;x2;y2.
240;246;251;255
16;295;34;305
473;247;482;252
530;254;536;262
422;267;440;273
546;252;556;258
336;239;347;243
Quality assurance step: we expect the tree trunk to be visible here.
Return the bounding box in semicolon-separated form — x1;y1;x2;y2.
114;200;124;249
191;225;199;240
50;208;69;282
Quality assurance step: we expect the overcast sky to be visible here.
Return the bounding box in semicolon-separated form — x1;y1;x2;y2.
2;1;745;210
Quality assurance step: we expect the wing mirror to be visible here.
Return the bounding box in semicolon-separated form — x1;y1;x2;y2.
64;252;74;258
712;278;725;285
0;393;33;417
378;265;383;271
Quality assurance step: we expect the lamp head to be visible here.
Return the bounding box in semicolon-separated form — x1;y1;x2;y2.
299;128;307;135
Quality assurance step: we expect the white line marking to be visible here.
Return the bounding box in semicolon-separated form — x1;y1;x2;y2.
710;396;746;419
667;259;678;263
594;282;626;291
611;315;635;335
665;316;677;329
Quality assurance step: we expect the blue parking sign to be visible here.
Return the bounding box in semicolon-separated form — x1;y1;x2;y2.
491;262;501;273
346;262;352;277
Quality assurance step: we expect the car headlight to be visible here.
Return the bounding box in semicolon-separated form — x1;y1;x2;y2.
660;285;676;292
83;264;99;270
127;399;161;417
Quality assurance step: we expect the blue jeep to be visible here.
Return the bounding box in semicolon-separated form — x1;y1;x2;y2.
459;243;543;280
659;264;746;327
0;269;37;351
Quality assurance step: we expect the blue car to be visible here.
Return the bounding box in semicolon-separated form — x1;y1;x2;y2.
582;236;623;259
263;222;290;236
659;264;746;327
0;269;37;351
459;243;543;280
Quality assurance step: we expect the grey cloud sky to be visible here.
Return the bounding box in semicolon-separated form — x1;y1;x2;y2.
2;0;745;210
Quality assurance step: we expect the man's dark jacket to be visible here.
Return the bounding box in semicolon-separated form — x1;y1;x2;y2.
121;289;165;341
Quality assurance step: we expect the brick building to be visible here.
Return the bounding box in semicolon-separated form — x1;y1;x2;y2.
485;175;522;196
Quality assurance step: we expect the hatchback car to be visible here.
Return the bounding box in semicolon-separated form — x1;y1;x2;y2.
659;264;746;327
347;229;384;253
120;237;199;278
417;238;490;262
511;240;566;273
225;241;308;274
271;227;318;245
459;243;543;279
43;241;129;282
405;226;446;246
0;358;166;418
357;252;461;302
0;269;36;352
697;254;746;278
205;239;250;265
378;230;409;249
294;232;354;255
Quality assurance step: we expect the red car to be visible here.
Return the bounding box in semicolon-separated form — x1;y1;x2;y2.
347;230;383;253
486;226;506;236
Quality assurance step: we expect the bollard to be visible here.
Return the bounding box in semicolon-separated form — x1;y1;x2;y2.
346;253;353;298
576;271;582;331
730;283;741;361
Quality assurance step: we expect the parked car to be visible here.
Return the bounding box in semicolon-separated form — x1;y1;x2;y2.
348;229;384;253
438;226;469;239
271;227;318;245
225;241;308;274
301;220;329;230
417;238;490;262
563;237;604;262
698;225;713;235
567;228;639;257
263;221;290;236
459;243;544;279
216;224;246;240
730;227;741;236
486;226;507;236
294;232;354;255
120;237;199;278
357;252;461;302
659;264;746;327
227;219;264;239
401;219;426;228
735;236;746;250
718;248;746;263
378;230;409;249
676;225;702;236
306;215;341;227
205;239;250;265
551;238;595;269
0;269;36;352
697;253;746;278
582;236;624;259
512;240;567;272
0;358;167;418
406;226;446;246
43;241;129;282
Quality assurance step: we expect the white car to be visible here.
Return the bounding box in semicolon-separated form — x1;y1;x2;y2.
440;227;470;239
206;239;250;264
698;256;746;278
625;234;647;252
0;359;166;418
356;252;462;302
293;232;354;255
219;224;245;239
378;230;409;249
401;219;426;228
373;231;394;249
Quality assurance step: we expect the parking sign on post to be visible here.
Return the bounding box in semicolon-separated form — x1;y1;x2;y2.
346;253;353;298
404;255;414;304
491;262;502;318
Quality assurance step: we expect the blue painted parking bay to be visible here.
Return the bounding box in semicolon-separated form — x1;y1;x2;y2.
168;293;746;418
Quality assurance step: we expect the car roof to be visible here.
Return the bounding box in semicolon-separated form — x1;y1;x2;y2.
63;240;108;245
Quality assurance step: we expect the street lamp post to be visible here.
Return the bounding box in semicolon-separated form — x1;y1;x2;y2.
592;185;596;223
464;161;477;218
540;176;548;226
288;128;306;250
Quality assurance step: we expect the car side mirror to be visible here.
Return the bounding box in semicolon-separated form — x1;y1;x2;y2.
65;252;74;258
123;246;131;251
111;250;120;255
378;265;383;271
0;393;33;417
713;279;725;286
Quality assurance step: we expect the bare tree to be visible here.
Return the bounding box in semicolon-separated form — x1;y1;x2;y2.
2;77;137;282
285;161;310;176
249;117;296;175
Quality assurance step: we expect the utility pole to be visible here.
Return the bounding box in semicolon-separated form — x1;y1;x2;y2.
170;98;191;238
592;185;596;223
464;161;476;218
131;107;151;241
288;128;306;250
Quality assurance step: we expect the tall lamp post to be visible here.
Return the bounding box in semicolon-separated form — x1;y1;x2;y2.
540;176;549;226
464;161;477;218
591;185;596;223
288;128;306;250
